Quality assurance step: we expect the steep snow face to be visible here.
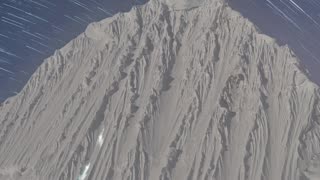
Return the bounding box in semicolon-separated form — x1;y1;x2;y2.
160;0;207;10
0;0;320;180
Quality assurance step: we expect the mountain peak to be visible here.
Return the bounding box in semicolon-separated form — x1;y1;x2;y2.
0;0;319;180
159;0;207;9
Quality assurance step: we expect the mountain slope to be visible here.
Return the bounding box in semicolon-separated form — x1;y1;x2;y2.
0;0;319;179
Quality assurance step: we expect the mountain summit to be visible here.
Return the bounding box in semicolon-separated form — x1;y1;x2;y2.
0;0;319;180
160;0;207;9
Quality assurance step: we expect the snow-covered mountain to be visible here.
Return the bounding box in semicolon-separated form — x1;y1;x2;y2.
0;0;319;179
161;0;206;9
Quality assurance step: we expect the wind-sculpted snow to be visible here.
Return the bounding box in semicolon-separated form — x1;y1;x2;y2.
0;0;319;179
160;0;206;10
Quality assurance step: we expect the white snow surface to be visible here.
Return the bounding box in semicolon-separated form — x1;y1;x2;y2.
0;0;320;179
160;0;207;10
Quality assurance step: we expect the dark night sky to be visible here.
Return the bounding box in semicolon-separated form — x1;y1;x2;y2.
0;0;147;101
229;0;320;86
0;0;320;101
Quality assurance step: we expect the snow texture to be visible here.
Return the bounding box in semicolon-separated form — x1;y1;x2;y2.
0;0;320;179
160;0;207;10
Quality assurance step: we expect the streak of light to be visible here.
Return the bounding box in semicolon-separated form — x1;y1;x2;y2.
0;59;12;65
0;67;14;74
88;0;104;6
70;0;95;13
39;0;57;7
88;0;111;12
22;30;46;40
31;39;51;49
310;0;320;8
2;16;24;26
64;15;83;24
20;70;29;75
25;12;49;23
279;0;299;15
35;32;51;40
55;38;66;44
266;0;302;31
74;16;89;24
29;0;49;8
25;45;45;55
83;14;94;21
9;77;22;83
299;42;320;64
0;48;22;59
0;33;9;39
4;3;49;23
52;25;64;32
7;13;36;24
289;0;308;14
289;0;320;29
97;7;112;16
3;3;27;14
1;19;25;29
3;35;18;41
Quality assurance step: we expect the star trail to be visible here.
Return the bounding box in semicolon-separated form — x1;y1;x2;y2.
0;0;320;101
0;0;147;101
229;0;320;85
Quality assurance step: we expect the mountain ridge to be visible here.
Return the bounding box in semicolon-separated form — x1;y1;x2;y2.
0;0;320;179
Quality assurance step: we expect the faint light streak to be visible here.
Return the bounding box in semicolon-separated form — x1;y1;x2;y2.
3;3;26;13
83;14;94;21
29;0;49;8
35;32;51;40
0;33;10;39
7;13;36;24
25;12;49;23
0;58;12;65
299;42;320;64
1;19;25;29
39;0;57;7
0;48;21;59
25;45;45;55
97;7;112;16
74;16;89;24
2;17;23;26
22;30;45;40
64;15;83;24
0;0;147;101
20;70;29;75
3;3;49;23
289;0;320;29
289;0;307;14
9;77;22;83
52;25;64;32
31;39;51;49
0;67;14;74
70;0;94;13
266;0;302;31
